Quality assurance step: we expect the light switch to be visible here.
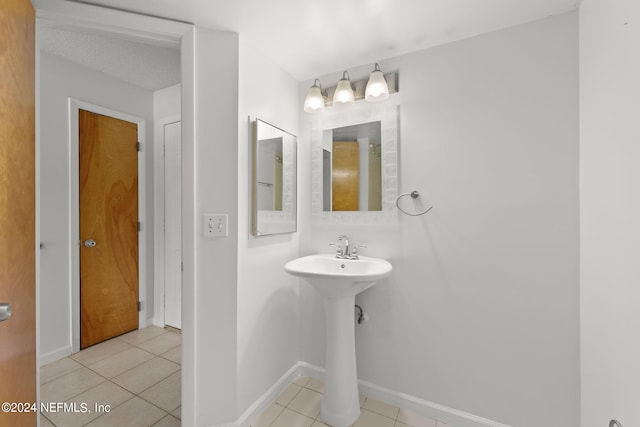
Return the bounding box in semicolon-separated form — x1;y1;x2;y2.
203;214;228;237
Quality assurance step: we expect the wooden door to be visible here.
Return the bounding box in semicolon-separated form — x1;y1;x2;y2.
163;121;181;329
79;110;138;349
0;0;36;425
332;141;359;211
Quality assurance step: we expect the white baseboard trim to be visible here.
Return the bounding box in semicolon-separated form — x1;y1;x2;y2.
283;362;511;427
357;377;512;427
234;363;302;427
39;345;72;366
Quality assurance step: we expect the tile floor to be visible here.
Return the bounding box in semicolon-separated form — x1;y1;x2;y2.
40;326;181;427
251;376;452;427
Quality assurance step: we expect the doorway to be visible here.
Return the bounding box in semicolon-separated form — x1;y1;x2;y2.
79;109;140;349
161;119;182;329
35;1;194;422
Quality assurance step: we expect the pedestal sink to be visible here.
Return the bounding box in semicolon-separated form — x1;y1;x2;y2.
285;254;392;427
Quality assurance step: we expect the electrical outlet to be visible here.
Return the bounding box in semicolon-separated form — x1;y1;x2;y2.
203;214;228;237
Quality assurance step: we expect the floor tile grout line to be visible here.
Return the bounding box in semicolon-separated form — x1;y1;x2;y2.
129;332;182;353
109;354;180;392
82;395;170;427
43;376;176;426
40;362;84;386
81;348;158;380
43;379;135;424
131;368;181;398
41;369;110;403
42;368;179;418
70;341;136;366
135;392;179;419
132;342;181;359
116;329;169;346
267;378;442;427
40;327;182;427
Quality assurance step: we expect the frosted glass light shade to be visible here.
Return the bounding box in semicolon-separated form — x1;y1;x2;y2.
304;80;325;112
333;71;354;104
365;63;389;102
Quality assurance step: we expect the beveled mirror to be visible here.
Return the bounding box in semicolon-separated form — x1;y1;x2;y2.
252;118;297;236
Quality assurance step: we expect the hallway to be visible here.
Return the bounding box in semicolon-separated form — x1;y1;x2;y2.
40;326;181;426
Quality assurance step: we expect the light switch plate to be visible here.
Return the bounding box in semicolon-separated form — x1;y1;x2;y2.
203;214;228;237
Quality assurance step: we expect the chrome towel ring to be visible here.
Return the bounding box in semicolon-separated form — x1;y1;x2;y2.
395;190;433;216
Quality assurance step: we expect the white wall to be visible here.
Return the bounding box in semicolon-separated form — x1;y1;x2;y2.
154;84;181;119
579;1;640;426
237;37;300;415
298;13;579;427
38;52;154;361
152;83;181;327
180;27;239;426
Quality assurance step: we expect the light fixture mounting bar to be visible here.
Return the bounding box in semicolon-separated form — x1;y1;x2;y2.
324;72;398;106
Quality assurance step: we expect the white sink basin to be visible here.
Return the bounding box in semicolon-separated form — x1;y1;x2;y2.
284;254;392;298
284;253;392;426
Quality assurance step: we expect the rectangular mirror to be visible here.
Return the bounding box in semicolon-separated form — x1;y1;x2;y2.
252;118;297;236
311;105;399;225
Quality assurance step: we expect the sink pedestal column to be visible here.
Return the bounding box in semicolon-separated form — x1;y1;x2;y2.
320;295;360;427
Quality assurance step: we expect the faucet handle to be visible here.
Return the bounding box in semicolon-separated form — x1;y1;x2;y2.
350;244;367;259
329;243;343;257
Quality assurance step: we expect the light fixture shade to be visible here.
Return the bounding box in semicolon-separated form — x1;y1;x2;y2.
304;79;325;112
365;63;389;102
333;71;354;104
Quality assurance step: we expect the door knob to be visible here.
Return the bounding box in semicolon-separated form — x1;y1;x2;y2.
0;303;11;323
84;239;97;248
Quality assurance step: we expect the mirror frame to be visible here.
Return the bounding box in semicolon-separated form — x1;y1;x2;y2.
251;118;298;237
310;104;399;225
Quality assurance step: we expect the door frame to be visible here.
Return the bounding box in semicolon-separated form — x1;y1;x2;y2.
69;99;147;353
153;114;181;327
35;0;197;423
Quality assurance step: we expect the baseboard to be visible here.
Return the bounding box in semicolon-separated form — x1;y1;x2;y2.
295;362;511;427
39;345;72;366
206;359;511;427
234;363;302;427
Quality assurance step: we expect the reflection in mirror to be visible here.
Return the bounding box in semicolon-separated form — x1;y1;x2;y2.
257;137;283;211
252;119;297;236
322;121;382;211
311;105;399;225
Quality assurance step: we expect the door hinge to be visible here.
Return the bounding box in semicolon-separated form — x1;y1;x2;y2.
137;221;141;232
136;142;142;152
138;301;142;312
181;261;184;272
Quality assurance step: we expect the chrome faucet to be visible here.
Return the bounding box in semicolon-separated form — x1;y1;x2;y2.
338;235;350;258
331;235;365;260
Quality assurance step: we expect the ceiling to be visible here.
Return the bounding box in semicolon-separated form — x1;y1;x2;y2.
63;0;580;81
39;26;181;91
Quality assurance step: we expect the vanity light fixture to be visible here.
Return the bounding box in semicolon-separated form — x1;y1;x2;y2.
303;79;326;113
365;63;389;102
303;64;398;113
333;71;355;105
